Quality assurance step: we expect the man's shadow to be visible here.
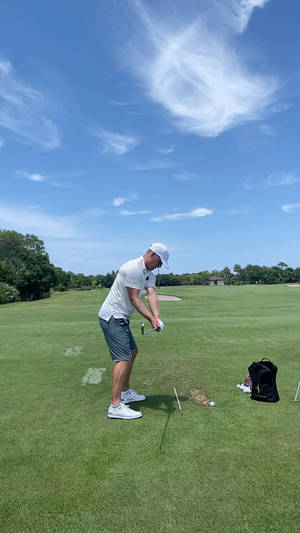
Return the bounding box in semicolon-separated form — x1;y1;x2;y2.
142;394;188;450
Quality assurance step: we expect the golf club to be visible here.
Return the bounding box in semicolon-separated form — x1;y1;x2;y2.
141;322;159;335
294;381;300;402
174;386;183;415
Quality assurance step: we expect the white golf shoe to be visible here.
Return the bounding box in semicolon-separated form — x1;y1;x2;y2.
121;388;146;404
107;402;142;419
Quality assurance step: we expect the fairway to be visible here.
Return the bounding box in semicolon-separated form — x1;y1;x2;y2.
1;285;299;532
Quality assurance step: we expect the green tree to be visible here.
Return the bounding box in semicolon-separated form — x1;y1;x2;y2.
222;267;232;285
0;230;57;300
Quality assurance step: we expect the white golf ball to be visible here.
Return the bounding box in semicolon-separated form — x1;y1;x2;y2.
209;401;215;407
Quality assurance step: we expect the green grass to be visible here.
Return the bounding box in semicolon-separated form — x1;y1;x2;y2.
0;285;299;532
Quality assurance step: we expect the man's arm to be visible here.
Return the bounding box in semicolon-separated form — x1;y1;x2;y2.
146;286;160;320
126;287;160;329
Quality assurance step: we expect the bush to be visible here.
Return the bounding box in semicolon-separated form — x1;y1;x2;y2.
54;284;68;292
0;282;20;304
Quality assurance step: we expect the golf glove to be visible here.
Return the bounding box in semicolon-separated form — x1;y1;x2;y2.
157;319;164;331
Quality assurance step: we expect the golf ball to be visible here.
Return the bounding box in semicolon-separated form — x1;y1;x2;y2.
209;401;215;407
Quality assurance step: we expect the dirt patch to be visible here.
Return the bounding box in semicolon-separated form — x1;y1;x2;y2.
189;388;211;407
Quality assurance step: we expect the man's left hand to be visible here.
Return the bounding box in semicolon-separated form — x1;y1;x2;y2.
156;319;164;332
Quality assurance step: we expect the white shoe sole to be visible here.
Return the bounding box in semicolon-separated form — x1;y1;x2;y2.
108;412;142;419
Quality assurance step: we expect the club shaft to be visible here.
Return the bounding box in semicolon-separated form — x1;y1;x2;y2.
174;387;183;415
294;381;300;402
144;327;156;335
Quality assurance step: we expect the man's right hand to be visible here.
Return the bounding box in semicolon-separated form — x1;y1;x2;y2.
151;317;161;330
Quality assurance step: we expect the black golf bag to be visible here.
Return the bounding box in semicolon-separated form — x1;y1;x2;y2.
248;358;279;403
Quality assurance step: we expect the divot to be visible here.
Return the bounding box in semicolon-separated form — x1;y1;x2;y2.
189;388;211;407
64;346;83;357
82;368;106;385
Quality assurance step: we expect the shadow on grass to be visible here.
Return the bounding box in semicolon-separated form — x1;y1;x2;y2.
142;394;189;450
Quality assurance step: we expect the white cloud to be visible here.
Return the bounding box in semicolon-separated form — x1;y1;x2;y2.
0;59;60;150
127;0;277;138
173;171;197;181
0;204;79;238
27;172;46;182
267;172;299;187
15;169;81;188
157;147;175;155
0;137;4;148
96;128;139;155
112;193;138;206
16;170;47;182
281;203;300;214
220;0;270;34
120;209;151;216
151;207;213;221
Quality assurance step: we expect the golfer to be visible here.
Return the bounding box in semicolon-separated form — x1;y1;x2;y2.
98;243;169;419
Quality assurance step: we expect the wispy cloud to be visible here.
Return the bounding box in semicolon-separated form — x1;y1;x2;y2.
267;172;299;187
0;137;4;148
131;159;175;171
120;209;151;216
220;0;270;34
24;171;47;182
281;203;300;214
80;207;106;217
242;176;256;190
0;59;60;150
151;207;213;222
112;193;138;207
259;123;274;136
126;0;277;138
219;207;249;215
15;169;79;189
96;128;139;155
0;204;79;238
157;147;175;155
173;171;197;181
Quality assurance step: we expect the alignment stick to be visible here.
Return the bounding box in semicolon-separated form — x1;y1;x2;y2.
174;386;183;415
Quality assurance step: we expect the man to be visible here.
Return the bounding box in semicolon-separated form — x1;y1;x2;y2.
98;243;169;419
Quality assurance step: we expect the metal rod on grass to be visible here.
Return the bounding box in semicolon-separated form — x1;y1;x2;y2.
174;387;183;416
294;381;300;402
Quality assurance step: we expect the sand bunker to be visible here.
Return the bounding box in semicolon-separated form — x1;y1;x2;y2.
144;294;182;301
157;295;182;301
189;388;211;407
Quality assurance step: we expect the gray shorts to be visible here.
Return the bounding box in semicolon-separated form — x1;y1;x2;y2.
99;316;137;362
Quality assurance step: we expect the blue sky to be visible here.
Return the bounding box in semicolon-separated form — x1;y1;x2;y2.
1;0;300;275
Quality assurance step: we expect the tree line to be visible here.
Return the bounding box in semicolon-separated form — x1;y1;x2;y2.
1;229;300;304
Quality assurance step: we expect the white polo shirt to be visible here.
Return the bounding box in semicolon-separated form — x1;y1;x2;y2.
98;256;156;321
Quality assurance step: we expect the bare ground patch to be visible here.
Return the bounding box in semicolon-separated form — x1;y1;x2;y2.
189;387;211;407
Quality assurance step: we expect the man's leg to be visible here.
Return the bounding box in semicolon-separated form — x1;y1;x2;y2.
122;349;138;392
112;360;131;405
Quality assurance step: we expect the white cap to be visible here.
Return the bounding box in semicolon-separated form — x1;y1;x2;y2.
149;242;170;268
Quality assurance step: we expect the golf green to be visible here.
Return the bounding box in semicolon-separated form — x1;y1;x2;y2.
0;285;299;532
